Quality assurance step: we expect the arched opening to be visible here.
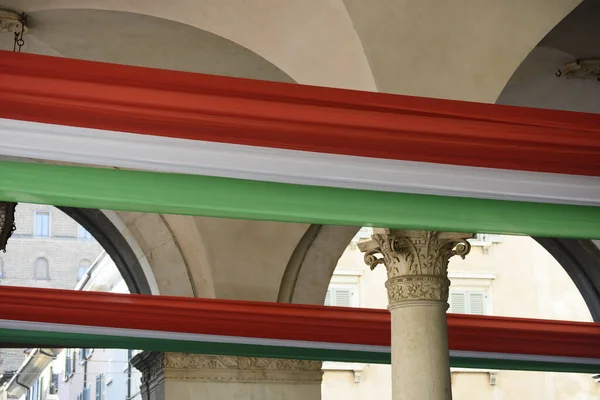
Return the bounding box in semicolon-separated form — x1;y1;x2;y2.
316;228;599;399
0;202;147;399
280;225;600;322
58;207;153;295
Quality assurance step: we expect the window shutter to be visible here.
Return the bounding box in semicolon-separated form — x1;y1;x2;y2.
468;292;485;315
334;288;352;307
324;289;332;306
449;292;466;313
96;375;101;400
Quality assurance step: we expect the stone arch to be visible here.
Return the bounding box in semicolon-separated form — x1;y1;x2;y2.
59;207;155;295
59;208;219;298
5;1;376;90
280;224;600;322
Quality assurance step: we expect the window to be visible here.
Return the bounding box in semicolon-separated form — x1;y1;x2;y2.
448;289;488;315
0;258;4;278
27;379;42;400
50;370;59;394
78;259;92;280
322;271;363;378
77;386;91;400
324;270;361;307
325;286;354;307
34;257;50;280
34;211;50;237
81;348;93;361
95;374;105;400
78;224;93;240
65;348;76;380
324;268;362;307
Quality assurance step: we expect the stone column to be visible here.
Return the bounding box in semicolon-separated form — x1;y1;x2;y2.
131;352;323;400
358;229;472;400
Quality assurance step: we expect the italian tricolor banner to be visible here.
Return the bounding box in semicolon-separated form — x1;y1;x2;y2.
0;286;598;373
0;50;599;238
0;51;599;372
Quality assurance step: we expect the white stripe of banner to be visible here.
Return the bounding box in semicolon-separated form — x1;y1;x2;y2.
0;319;390;354
1;118;599;206
1;320;598;367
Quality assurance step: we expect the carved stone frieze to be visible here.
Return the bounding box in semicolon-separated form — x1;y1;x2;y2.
163;354;322;371
131;352;323;385
385;275;450;303
358;229;473;305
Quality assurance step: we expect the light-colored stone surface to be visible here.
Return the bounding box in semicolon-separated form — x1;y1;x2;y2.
192;217;308;302
359;230;472;305
359;230;474;400
132;353;323;400
342;0;581;101
119;212;195;297
391;303;453;400
1;0;376;90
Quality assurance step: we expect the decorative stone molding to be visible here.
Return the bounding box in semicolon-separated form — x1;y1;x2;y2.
358;230;473;305
130;351;165;385
385;275;450;303
164;354;322;371
0;10;22;33
556;59;600;81
131;352;323;385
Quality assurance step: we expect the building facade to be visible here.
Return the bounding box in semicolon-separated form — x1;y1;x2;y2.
321;230;599;399
0;204;104;378
0;252;142;400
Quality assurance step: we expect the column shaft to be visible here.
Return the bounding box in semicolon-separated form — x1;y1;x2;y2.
391;302;451;400
359;229;473;400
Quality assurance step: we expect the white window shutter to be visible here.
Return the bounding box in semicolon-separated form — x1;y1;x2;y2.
468;292;485;315
335;288;352;307
450;292;466;313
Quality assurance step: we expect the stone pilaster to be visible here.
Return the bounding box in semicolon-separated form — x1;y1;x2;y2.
131;353;323;400
359;229;473;400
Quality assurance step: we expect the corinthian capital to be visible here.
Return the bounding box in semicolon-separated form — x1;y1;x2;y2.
358;230;473;305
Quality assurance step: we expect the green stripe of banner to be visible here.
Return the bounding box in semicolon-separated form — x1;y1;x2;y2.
0;161;599;238
0;329;596;373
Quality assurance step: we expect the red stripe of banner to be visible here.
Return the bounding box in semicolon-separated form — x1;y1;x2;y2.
1;51;599;176
0;286;598;359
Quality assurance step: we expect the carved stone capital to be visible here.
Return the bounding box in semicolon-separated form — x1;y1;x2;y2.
358;230;473;305
385;275;450;304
